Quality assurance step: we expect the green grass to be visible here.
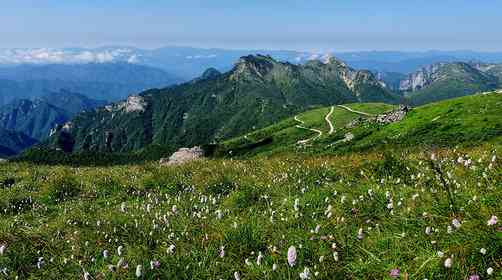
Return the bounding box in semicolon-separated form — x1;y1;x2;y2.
0;145;500;279
216;103;395;157
215;92;502;157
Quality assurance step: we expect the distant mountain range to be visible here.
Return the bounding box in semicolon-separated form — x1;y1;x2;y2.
0;62;180;106
0;90;106;141
3;47;502;80
48;55;397;155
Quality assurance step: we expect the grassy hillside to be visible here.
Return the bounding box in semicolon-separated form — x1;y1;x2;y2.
216;92;502;157
216;103;395;157
0;145;500;279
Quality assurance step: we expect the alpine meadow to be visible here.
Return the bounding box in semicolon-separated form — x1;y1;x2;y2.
0;1;501;279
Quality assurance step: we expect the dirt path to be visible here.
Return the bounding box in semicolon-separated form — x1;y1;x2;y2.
325;106;335;134
337;105;373;116
294;115;323;145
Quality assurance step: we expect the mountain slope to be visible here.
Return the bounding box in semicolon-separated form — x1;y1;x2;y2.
49;55;398;154
0;91;106;140
400;62;499;105
0;99;70;140
0;128;37;157
38;90;107;115
215;103;396;157
215;91;502;157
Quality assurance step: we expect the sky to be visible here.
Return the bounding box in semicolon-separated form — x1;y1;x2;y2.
2;0;502;52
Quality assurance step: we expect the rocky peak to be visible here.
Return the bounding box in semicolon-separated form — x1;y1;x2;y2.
230;55;277;80
399;63;447;92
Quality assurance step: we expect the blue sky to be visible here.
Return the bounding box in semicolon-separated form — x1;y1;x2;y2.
2;0;502;51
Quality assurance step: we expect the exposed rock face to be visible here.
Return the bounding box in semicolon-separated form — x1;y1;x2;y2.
375;105;410;124
119;96;147;113
400;63;445;91
160;146;205;166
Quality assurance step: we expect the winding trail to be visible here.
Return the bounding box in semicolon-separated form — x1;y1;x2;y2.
325;106;335;135
294;115;323;145
337;105;373;116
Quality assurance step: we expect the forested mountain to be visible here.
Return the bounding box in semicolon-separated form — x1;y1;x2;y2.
400;62;500;105
49;55;398;154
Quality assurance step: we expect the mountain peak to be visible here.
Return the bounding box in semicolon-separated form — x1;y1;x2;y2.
201;68;221;80
231;54;277;80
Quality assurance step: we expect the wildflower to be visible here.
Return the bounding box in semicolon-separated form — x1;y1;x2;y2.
103;250;109;258
167;244;176;254
272;263;277;271
117;245;124;256
389;268;400;278
219;246;225;258
480;248;486;255
83;271;91;280
387;202;393;209
120;202;127;212
437;251;444;258
234;271;240;280
287;246;297;267
150;260;160;270
257;251;263;265
135;265;142;278
245;258;252;266
468;275;480;280
447;226;453;234
299;267;311;279
171;205;177;214
117;258;127;269
294;199;300;211
452;218;461;229
215;209;223;219
319;255;324;263
425;226;432;235
444;257;452;268
357;228;364;240
0;244;5;255
487;215;498;226
431;153;437;161
487;267;493;275
333;251;339;261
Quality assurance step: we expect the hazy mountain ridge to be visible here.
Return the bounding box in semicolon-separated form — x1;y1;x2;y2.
0;63;180;106
0;91;107;140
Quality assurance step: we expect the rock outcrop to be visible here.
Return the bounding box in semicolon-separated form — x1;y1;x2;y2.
375;105;410;124
399;63;445;92
160;146;205;166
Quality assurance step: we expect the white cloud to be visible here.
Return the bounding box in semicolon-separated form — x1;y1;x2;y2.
0;48;139;64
